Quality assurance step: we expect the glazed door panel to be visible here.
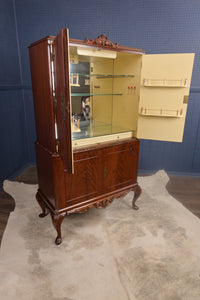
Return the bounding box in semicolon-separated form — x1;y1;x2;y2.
55;28;73;172
102;141;139;193
65;150;101;206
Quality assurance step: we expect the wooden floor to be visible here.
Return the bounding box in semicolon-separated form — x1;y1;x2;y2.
0;166;200;246
166;175;200;218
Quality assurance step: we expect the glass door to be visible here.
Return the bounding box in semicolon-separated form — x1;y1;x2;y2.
54;28;73;173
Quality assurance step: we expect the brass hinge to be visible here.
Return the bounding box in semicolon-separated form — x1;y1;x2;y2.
53;97;57;110
55;139;60;153
61;93;66;120
51;52;55;61
183;95;189;104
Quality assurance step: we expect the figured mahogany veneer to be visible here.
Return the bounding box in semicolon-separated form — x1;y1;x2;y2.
35;139;141;245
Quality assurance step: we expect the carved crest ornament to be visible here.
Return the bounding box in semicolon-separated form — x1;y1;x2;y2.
67;197;115;215
85;34;119;48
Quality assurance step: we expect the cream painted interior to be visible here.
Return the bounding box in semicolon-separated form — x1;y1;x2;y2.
69;44;195;147
92;57;114;127
112;52;142;133
77;47;117;59
137;53;195;142
89;52;143;138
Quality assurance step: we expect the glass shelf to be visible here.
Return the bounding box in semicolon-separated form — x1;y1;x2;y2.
70;73;135;78
71;93;123;97
72;120;133;141
96;75;135;79
70;73;90;76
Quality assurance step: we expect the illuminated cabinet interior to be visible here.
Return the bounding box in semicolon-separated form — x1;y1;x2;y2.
68;43;194;148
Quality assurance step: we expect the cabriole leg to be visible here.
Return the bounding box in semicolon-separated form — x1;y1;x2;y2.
36;191;49;218
50;212;67;245
132;185;142;210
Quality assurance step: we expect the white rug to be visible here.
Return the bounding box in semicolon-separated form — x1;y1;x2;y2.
1;171;200;300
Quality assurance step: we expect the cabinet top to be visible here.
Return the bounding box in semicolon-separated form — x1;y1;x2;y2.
29;33;145;55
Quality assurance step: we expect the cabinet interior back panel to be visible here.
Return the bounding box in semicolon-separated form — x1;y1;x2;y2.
112;53;142;133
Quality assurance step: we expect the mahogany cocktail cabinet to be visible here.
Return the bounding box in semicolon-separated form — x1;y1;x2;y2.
29;29;194;244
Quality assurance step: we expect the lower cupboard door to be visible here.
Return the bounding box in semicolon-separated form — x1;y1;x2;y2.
102;142;138;193
65;151;101;206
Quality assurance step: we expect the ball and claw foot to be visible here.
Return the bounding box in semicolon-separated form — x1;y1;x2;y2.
132;185;141;210
55;237;62;245
36;192;49;218
39;211;49;218
50;212;66;245
133;203;139;210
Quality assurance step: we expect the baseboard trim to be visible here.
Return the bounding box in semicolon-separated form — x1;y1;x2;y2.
0;162;36;190
138;169;200;177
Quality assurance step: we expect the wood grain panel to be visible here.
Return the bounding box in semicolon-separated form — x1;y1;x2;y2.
54;29;73;173
35;142;55;207
103;141;139;192
29;39;55;151
65;150;101;205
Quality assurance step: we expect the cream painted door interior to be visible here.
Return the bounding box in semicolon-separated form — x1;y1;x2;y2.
137;53;195;142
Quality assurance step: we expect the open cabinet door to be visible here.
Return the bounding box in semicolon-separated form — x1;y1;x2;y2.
54;28;73;172
137;53;195;142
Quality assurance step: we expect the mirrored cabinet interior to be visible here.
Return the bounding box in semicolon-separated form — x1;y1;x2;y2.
29;29;194;244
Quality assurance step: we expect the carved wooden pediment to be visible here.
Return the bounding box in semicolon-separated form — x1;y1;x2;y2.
85;34;118;48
